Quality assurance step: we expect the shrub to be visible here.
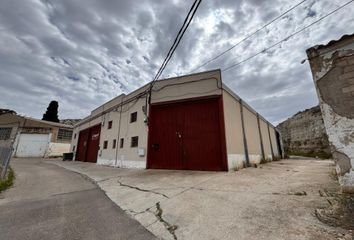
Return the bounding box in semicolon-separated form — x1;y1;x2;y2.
0;167;15;193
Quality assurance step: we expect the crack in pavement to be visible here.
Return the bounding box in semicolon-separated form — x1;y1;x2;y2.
117;179;169;198
152;202;178;240
124;202;178;239
96;178;111;183
124;203;156;216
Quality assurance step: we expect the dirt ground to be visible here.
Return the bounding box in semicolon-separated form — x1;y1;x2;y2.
316;188;354;231
49;158;353;240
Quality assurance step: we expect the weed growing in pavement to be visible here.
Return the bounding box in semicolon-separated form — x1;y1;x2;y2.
0;167;15;193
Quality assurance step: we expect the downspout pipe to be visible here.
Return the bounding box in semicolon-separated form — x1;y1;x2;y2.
239;99;250;167
114;97;124;167
267;123;275;160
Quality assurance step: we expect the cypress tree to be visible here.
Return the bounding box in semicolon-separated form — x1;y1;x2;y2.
42;101;59;123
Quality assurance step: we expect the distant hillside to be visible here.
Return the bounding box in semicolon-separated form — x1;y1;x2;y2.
60;119;81;126
277;105;332;159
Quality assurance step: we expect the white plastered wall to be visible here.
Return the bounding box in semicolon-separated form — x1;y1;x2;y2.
307;37;354;191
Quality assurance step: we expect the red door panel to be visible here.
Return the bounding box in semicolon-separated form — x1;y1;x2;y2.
75;125;101;163
86;125;101;163
147;103;183;169
76;129;89;161
147;97;226;171
183;99;224;170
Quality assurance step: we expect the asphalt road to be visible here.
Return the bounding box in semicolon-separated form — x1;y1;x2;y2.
0;158;157;240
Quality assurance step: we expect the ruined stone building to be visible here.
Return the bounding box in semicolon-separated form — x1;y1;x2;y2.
307;33;354;193
277;105;331;159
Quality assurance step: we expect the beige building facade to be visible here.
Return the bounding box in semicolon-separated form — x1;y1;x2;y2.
0;113;73;157
71;69;282;171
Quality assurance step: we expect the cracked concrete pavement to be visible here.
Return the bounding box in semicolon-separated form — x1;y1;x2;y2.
48;158;352;240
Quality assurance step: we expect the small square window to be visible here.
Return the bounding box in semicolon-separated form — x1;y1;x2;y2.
131;136;138;148
103;140;108;149
112;139;117;149
120;138;124;148
108;121;113;129
57;129;73;141
0;128;12;140
130;112;137;123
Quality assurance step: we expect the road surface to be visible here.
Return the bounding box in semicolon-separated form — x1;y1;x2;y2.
0;158;156;240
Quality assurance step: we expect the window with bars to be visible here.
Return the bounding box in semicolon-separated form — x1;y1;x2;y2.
57;129;73;141
103;140;108;149
130;112;137;123
0;128;12;140
131;136;138;147
112;139;117;149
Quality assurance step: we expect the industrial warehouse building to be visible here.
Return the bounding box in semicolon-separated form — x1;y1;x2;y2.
71;69;282;171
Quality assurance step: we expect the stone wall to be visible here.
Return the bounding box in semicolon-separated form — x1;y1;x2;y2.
277;106;331;158
307;34;354;193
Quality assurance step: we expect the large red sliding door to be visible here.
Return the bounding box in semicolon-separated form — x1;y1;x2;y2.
147;97;227;171
75;124;101;163
76;128;89;162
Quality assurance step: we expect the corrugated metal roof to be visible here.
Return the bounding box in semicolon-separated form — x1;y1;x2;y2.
308;33;354;51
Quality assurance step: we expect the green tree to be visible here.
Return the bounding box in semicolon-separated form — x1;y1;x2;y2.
42;101;59;123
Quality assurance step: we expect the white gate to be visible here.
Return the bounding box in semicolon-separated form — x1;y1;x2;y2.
15;133;50;157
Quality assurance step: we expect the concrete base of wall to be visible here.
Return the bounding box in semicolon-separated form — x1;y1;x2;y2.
227;154;245;171
97;154;280;171
227;154;276;171
46;142;70;157
97;158;146;169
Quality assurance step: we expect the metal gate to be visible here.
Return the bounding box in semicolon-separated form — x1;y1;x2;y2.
147;97;227;171
75;125;101;163
14;133;50;157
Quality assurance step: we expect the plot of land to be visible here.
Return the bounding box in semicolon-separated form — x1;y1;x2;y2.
49;158;352;240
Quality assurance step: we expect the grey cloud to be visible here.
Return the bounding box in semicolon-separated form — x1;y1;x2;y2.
0;0;353;124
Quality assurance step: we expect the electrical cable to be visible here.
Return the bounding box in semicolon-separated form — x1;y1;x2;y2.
153;0;201;82
144;0;202;123
149;0;202;94
188;0;308;73
222;0;354;72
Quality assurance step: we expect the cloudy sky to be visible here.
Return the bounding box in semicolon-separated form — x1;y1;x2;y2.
0;0;353;125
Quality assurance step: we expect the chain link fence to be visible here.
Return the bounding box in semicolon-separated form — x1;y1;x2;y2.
0;146;13;180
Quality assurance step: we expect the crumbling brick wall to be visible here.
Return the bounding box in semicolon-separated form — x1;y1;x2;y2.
307;35;354;193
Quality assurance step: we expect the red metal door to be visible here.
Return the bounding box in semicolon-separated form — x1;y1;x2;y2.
182;98;224;170
86;125;101;163
147;103;183;169
76;128;89;161
147;97;227;171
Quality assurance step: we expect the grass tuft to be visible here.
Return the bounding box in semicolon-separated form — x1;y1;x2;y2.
0;167;15;193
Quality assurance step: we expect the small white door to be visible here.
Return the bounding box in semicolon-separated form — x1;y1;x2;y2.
15;133;50;157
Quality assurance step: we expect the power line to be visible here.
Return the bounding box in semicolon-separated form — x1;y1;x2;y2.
152;0;202;82
222;0;354;72
188;0;308;74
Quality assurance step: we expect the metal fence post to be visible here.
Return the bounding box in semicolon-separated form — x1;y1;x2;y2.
0;147;13;180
